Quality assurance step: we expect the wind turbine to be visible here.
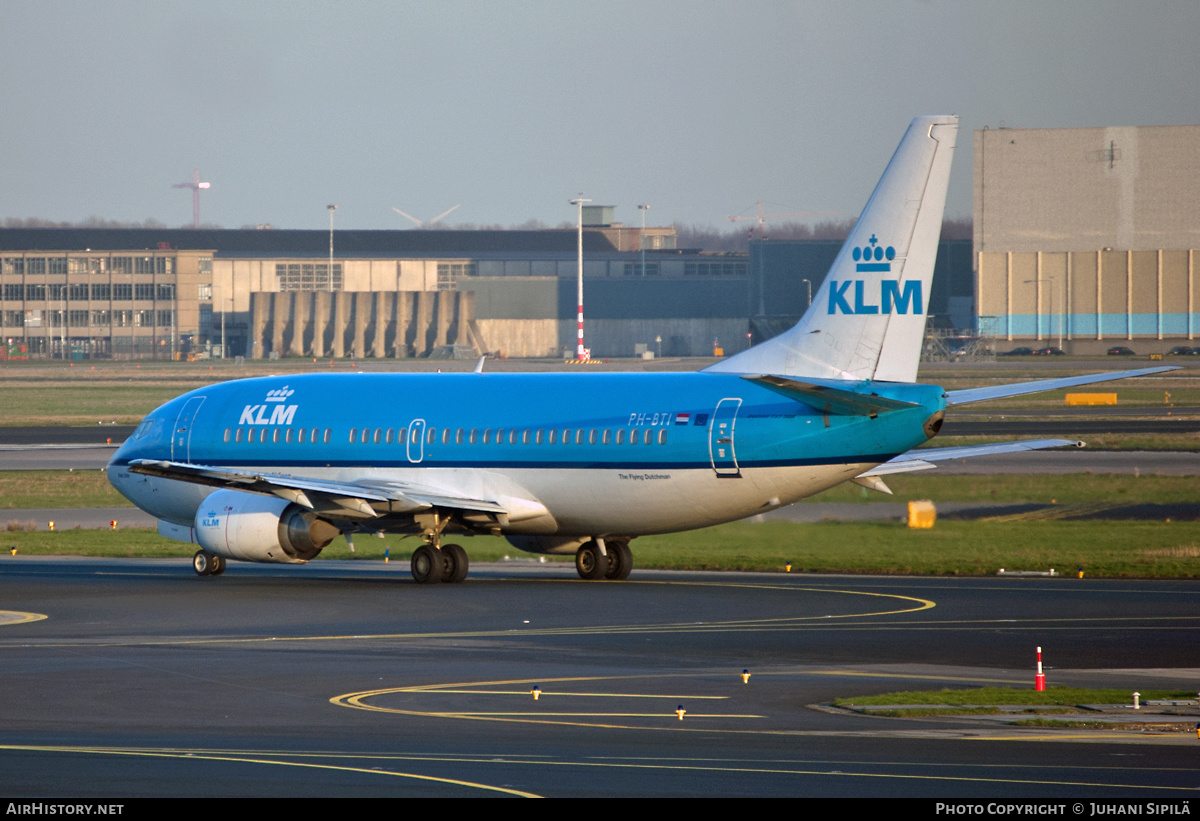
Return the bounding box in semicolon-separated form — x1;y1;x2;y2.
391;204;460;228
172;169;211;228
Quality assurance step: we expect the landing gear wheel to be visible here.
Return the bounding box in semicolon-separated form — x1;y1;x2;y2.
575;541;607;580
411;544;445;584
441;543;469;583
192;550;215;577
209;555;227;576
604;542;633;580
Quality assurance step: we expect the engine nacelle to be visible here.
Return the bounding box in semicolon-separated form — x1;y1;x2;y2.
195;489;339;563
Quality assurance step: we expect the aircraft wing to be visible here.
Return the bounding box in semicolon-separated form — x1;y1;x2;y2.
945;366;1175;405
858;438;1083;477
127;459;510;519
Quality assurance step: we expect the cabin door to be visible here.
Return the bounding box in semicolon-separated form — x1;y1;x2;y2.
171;396;206;462
407;419;426;463
708;398;742;477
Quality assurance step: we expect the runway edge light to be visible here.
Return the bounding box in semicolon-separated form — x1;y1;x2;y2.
1035;646;1046;691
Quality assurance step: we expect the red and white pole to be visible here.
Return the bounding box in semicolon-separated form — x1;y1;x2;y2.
571;196;591;361
1034;646;1046;691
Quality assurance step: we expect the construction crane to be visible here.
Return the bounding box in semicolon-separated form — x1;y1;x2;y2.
726;201;839;240
172;170;211;228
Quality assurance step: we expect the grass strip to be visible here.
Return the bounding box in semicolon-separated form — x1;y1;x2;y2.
4;519;1199;577
835;686;1194;707
3;470;1199;510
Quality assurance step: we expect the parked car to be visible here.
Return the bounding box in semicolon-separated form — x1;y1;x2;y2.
1107;346;1136;356
1167;346;1196;356
1033;346;1065;355
999;347;1034;356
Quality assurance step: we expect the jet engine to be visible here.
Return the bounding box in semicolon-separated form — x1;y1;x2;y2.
194;489;339;563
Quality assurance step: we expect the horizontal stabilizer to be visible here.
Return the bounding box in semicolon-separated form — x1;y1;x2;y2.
742;374;919;418
946;367;1176;405
858;438;1083;477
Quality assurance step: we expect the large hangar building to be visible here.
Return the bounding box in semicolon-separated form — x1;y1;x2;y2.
974;123;1200;353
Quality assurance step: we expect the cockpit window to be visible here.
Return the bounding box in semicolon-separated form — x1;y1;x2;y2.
133;418;156;440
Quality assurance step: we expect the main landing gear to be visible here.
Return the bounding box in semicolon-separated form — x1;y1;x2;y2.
410;543;469;584
192;550;226;577
575;539;632;581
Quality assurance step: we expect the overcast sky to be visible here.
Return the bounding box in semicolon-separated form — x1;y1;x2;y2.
2;1;1197;232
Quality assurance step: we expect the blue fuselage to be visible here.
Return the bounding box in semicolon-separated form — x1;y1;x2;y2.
108;371;945;538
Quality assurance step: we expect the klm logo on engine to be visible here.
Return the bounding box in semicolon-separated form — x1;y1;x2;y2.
827;234;923;315
239;385;298;425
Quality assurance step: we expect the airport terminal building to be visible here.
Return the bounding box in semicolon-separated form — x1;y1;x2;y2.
974;123;1200;353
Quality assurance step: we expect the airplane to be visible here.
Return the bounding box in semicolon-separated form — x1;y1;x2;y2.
107;115;1173;583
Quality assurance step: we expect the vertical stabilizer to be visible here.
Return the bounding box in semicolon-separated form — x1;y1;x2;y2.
707;115;957;382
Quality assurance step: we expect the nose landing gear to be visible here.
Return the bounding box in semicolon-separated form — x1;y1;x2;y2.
192;550;226;577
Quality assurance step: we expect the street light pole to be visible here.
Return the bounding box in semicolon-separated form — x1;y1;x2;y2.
327;204;338;292
637;204;650;276
570;196;591;361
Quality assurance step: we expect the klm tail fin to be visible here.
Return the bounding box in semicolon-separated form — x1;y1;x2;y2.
706;115;957;382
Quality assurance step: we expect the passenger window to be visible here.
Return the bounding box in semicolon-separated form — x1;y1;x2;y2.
427;428;436;445
658;429;668;445
385;429;394;444
588;429;597;445
496;428;504;443
469;428;478;444
442;429;450;445
576;430;585;445
548;429;557;444
616;429;624;445
509;430;518;444
361;428;370;444
285;428;293;444
398;428;407;445
349;428;357;443
602;430;611;445
522;429;530;444
323;428;332;443
258;428;267;443
628;429;638;444
235;428;243;443
298;428;307;443
272;428;281;443
456;428;464;444
644;429;652;445
483;429;492;444
223;428;231;443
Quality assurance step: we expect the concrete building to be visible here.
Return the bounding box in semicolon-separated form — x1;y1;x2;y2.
0;225;756;361
974;124;1200;352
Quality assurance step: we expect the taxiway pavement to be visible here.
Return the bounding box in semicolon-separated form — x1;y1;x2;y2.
1;557;1197;797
